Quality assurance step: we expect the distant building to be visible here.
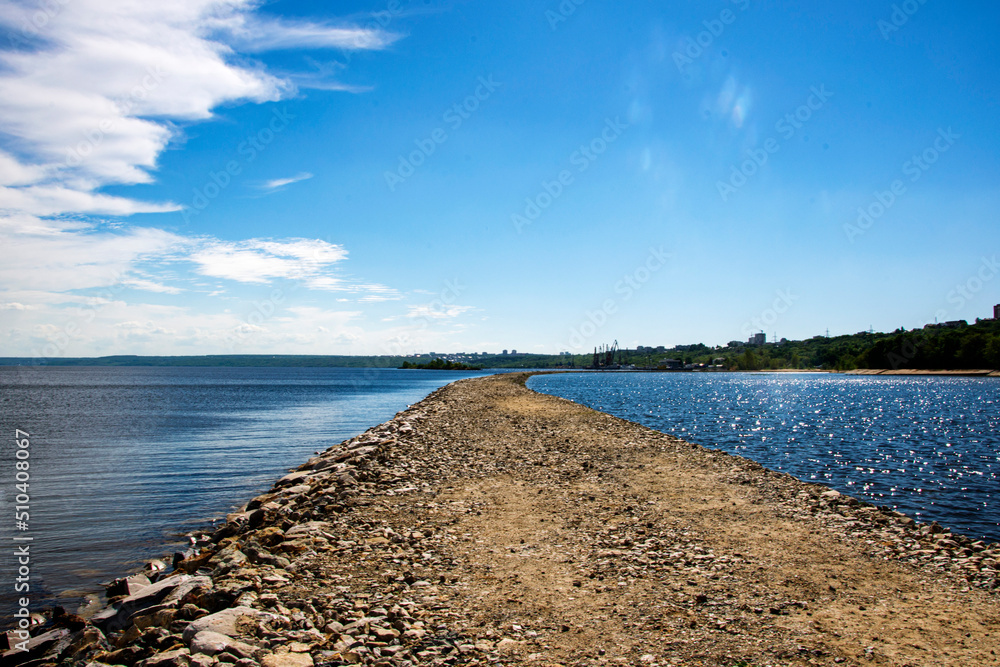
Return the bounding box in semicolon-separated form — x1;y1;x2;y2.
748;332;765;346
560;351;571;356
727;340;743;348
502;350;508;355
510;349;517;354
995;304;1000;320
658;359;683;370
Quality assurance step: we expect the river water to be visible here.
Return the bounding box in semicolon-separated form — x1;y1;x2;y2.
0;366;486;621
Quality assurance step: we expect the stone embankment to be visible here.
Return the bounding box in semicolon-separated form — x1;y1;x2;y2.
4;373;999;667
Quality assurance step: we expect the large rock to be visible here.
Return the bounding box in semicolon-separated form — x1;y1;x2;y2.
275;471;312;487
242;545;290;569
208;544;248;574
93;575;212;633
63;626;108;659
0;628;71;667
261;652;314;667
181;607;281;644
175;549;216;574
132;606;179;631
140;646;190;667
106;573;152;598
309;459;346;473
283;522;330;539
163;577;213;607
253;526;285;547
189;631;258;658
331;446;376;463
0;627;70;665
100;644;150;665
189;655;214;667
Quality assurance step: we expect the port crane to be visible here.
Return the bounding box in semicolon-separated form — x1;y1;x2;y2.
592;340;622;369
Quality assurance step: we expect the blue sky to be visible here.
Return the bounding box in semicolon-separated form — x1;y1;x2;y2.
1;0;999;357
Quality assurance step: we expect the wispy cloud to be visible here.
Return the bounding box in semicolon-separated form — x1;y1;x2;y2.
223;15;402;52
258;172;313;192
406;304;474;320
121;277;183;295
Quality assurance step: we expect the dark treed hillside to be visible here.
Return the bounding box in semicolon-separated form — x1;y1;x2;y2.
1;319;997;371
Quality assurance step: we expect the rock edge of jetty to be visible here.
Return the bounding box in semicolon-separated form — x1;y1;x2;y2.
5;373;999;667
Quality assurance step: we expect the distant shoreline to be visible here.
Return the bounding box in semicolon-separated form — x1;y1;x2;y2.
3;357;997;377
842;368;1000;377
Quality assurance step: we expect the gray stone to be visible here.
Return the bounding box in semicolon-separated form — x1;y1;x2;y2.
94;574;208;633
283;522;330;539
182;607;282;644
145;559;168;573
309;459;346;473
1;627;70;662
141;647;191;667
164;577;214;606
106;573;152;598
210;546;248;574
190;631;258;658
260;652;313;667
63;626;108;658
275;471;312;487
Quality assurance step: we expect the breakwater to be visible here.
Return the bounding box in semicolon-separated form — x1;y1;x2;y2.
5;373;999;667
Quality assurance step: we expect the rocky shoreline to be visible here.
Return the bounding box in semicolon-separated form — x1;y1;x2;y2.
5;373;999;667
843;369;1000;377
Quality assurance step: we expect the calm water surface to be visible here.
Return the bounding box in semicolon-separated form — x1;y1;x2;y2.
0;366;485;620
528;372;1000;543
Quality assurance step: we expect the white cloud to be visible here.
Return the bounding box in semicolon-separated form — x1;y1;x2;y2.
306;277;401;301
259;172;313;191
190;238;347;283
0;184;180;218
191;247;309;284
0;2;411;355
406;304;474;320
188;238;401;301
224;15;401;52
0;149;47;186
0;226;186;293
121;278;183;295
0;0;396;223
